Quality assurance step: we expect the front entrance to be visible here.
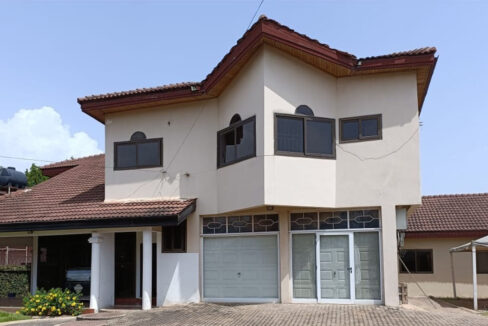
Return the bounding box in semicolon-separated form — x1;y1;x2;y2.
292;231;381;304
115;233;136;299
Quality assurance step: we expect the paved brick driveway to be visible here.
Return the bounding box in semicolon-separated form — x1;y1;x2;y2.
105;303;488;326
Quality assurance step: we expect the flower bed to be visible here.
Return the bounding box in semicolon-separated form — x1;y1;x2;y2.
20;288;84;316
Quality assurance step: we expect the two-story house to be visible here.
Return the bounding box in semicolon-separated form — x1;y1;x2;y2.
0;16;437;311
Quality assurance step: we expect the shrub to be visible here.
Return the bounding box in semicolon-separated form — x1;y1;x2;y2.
20;288;84;316
0;265;30;298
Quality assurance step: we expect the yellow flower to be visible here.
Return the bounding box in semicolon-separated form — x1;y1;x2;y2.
58;311;62;315
71;302;76;307
36;299;40;303
31;308;35;312
59;299;63;303
62;303;66;308
51;306;56;311
42;307;46;311
15;311;20;314
38;312;42;316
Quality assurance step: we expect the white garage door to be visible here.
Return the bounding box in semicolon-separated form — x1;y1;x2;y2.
203;235;278;301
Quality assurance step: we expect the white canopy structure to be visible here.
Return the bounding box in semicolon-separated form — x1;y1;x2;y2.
449;235;488;310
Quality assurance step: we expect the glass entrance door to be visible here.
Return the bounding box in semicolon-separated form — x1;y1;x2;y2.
317;234;354;303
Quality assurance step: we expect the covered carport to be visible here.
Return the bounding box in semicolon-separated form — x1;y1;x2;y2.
449;235;488;310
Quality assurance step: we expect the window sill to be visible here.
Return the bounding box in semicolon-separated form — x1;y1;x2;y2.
217;154;256;169
339;136;382;144
274;151;336;160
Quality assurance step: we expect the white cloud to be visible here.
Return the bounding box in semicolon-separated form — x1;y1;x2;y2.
0;106;103;172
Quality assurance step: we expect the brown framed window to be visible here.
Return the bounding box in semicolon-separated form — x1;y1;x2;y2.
399;249;433;273
339;114;382;143
217;115;256;168
162;220;187;253
476;252;488;274
114;132;162;170
275;106;335;159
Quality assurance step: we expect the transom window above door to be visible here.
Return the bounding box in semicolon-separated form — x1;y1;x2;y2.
114;131;162;170
290;210;380;230
275;105;335;158
217;115;256;168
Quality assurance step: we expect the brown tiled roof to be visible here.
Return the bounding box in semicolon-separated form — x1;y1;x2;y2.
0;155;196;230
407;193;488;234
359;47;437;61
78;15;437;120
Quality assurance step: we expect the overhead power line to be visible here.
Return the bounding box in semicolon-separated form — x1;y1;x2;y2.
246;0;264;31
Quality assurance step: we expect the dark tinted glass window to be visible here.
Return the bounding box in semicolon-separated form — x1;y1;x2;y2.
217;116;256;167
477;252;488;274
341;120;359;141
138;141;161;167
340;115;381;142
130;131;146;141
399;249;433;273
162;220;186;253
361;118;379;137
306;119;333;155
116;143;137;168
277;116;303;153
295;105;314;116
114;137;162;170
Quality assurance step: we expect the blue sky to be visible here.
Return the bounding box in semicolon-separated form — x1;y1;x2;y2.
0;0;487;195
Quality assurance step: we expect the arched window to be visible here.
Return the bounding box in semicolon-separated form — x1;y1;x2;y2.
114;131;162;170
295;105;314;116
130;131;146;141
230;114;242;125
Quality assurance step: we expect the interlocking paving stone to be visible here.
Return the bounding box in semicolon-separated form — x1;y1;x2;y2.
104;303;488;326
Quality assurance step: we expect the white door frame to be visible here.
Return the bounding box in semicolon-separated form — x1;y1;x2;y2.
316;232;355;304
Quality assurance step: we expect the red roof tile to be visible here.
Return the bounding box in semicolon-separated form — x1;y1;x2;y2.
408;193;488;233
0;155;195;230
77;15;436;107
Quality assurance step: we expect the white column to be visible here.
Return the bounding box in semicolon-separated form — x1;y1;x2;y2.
30;236;38;295
89;233;102;312
381;205;400;306
472;245;478;310
142;228;152;310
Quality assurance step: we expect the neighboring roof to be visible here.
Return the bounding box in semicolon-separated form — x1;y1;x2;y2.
0;155;196;232
407;193;488;237
78;15;437;123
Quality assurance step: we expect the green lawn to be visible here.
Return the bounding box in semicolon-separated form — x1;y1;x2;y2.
0;310;30;323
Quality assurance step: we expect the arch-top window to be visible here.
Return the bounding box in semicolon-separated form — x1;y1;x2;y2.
114;132;162;170
295;105;314;116
130;131;146;141
230;114;242;125
217;115;256;168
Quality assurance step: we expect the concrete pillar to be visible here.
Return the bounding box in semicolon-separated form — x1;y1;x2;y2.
30;236;38;295
89;232;103;312
279;209;291;303
472;245;478;310
142;228;152;310
381;205;399;306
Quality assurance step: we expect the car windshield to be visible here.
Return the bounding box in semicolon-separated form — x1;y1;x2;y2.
66;269;90;282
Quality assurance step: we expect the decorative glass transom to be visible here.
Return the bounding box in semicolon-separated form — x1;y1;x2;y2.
202;214;279;234
290;210;380;231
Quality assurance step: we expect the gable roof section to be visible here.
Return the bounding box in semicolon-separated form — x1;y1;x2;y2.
407;193;488;238
0;154;196;232
78;16;437;123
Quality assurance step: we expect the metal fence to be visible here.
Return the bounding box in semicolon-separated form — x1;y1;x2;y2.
0;246;32;266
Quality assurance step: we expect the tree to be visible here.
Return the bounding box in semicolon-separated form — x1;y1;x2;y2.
25;164;49;187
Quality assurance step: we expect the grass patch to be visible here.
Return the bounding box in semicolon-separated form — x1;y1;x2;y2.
0;310;30;323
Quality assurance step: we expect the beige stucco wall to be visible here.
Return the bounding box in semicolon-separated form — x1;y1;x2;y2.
103;45;423;306
399;237;488;298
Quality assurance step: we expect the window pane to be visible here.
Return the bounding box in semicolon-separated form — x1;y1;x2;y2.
476;252;488;273
361;118;379;137
399;250;416;272
319;211;348;229
416;251;433;272
253;214;279;232
354;232;381;300
349;210;380;229
290;212;317;230
292;234;316;298
236;120;255;159
306;119;333;155
227;216;252;233
219;129;236;165
277;116;303;153
116;143;136;168
202;217;226;234
137;141;161;167
341;120;359;141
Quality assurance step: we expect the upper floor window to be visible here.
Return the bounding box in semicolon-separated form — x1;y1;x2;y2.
114;131;162;170
275;106;335;158
217;115;256;168
162;220;186;253
340;114;382;143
